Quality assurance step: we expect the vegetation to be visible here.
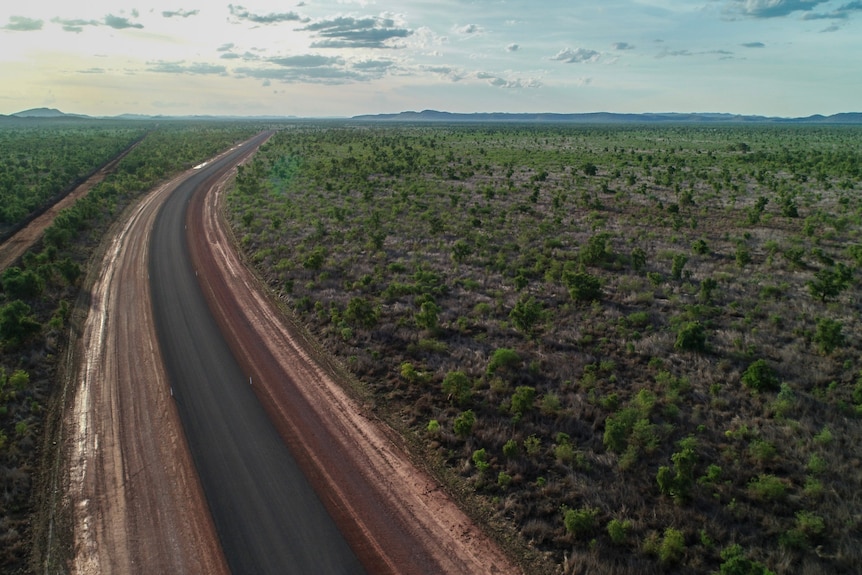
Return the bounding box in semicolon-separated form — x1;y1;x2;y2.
0;120;263;571
227;123;862;574
0;122;146;232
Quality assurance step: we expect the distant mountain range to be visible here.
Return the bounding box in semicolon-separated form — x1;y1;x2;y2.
351;110;862;124
3;107;862;124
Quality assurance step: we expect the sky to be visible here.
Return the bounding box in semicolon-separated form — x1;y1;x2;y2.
1;1;860;117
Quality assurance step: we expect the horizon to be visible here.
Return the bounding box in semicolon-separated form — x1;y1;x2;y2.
2;1;860;118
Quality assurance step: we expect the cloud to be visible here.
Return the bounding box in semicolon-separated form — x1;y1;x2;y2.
657;48;693;58
476;72;541;89
838;0;862;10
456;23;482;34
147;61;227;75
506;43;519;52
52;17;100;33
613;42;634;50
820;23;842;30
802;10;847;18
3;16;43;31
228;4;306;24
217;43;235;52
162;9;199;18
726;0;829;18
269;55;343;67
742;41;766;47
551;47;600;63
302;16;412;49
105;14;144;29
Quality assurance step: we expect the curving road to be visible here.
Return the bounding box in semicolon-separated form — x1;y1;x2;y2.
66;132;522;575
148;133;364;574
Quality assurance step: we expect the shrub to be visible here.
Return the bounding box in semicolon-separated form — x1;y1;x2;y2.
343;296;378;328
813;317;843;355
497;471;512;489
0;300;41;347
564;271;602;302
748;474;786;501
719;544;775;575
472;448;490;473
487;348;521;375
563;506;598;538
510;386;536;418
453;410;475;438
741;360;779;393
675;321;706;352
509;295;545;336
671;253;688;280
607;518;632;545
503;439;519;459
442;371;472;404
659;527;686;564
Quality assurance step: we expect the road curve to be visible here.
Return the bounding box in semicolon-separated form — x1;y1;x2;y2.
189;146;524;574
149;133;365;574
66;150;232;575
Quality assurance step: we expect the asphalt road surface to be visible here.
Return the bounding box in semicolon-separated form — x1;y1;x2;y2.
148;134;365;574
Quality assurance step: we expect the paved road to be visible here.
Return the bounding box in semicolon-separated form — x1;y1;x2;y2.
149;134;365;574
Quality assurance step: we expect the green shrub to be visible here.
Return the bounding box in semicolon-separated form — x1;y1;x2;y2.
510;386;536;418
659;527;686;564
675;321;706;352
564;271;602;302
453;410;475;438
497;471;512;489
741;360;779;393
487;348;521;375
607;518;632;545
563;506;598;538
748;474;786;501
442;371;472;404
472;448;490;473
813;317;843;354
719;544;775;575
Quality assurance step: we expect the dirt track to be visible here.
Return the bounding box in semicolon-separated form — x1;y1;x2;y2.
63;133;522;574
0;139;141;271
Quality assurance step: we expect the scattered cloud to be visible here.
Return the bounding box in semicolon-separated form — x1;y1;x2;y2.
162;9;199;19
476;72;540;89
52;17;100;33
147;61;227;75
217;43;235;52
506;43;519;52
269;55;343;68
228;4;307;25
820;23;842;30
613;42;635;51
105;14;144;30
726;0;829;18
657;48;693;58
303;16;412;49
742;41;766;47
456;24;482;34
3;16;43;31
551;47;601;64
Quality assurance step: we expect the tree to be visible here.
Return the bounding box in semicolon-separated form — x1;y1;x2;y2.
564;271;602;302
675;322;706;352
1;267;44;299
414;300;441;331
442;371;472;404
510;386;536;418
671;254;688;280
807;263;852;302
487;348;521;375
0;300;41;347
741;359;779;392
813;317;843;355
344;296;378;328
509;295;545;336
453;409;475;438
